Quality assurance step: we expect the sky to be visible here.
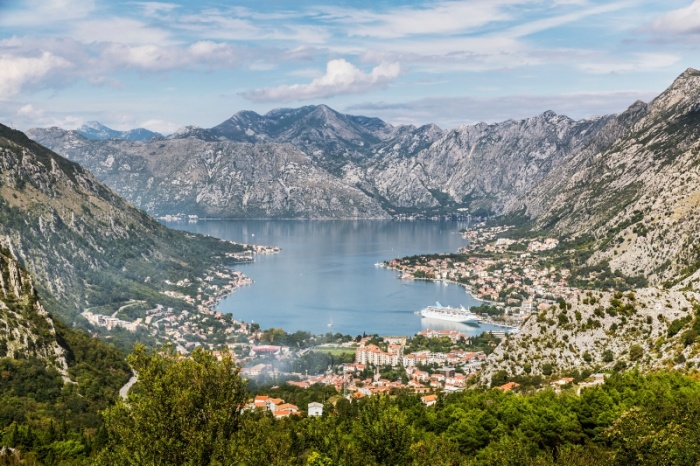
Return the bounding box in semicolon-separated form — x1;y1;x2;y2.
1;0;699;134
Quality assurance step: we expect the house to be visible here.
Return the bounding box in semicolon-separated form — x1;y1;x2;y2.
550;377;574;387
273;403;299;419
251;345;282;355
421;394;438;407
412;387;431;394
276;403;299;414
495;382;520;392
384;336;408;346
266;398;285;412
308;402;324;417
355;343;402;366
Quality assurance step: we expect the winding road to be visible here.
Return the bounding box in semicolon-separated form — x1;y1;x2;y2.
119;372;137;400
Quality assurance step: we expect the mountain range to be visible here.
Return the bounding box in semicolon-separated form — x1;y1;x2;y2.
10;67;700;376
26;68;700;288
76;120;162;141
28;105;610;219
520;68;700;286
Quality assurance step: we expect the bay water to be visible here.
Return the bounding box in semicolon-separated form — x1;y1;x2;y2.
165;220;505;338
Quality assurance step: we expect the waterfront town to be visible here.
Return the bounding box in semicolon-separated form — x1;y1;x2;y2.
81;222;598;404
383;223;579;324
239;330;494;404
80;243;279;350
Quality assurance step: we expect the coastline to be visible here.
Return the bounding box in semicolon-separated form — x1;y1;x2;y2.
383;263;486;304
382;263;518;330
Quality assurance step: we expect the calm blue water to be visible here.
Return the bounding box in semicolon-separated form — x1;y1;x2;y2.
164;220;503;337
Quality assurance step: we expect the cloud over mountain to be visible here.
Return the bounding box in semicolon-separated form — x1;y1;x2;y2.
243;59;401;102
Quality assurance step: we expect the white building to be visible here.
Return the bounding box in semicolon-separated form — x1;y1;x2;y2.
308;402;323;417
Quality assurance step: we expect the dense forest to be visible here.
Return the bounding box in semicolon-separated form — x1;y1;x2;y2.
0;320;130;465
4;345;696;465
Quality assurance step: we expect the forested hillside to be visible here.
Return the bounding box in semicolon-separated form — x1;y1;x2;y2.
0;248;130;464
0;123;250;350
89;347;700;466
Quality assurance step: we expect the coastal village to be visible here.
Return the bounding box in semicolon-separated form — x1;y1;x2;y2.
84;221;603;414
384;223;579;323
80;243;280;351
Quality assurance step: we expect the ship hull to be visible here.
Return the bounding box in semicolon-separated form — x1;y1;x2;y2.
419;303;481;324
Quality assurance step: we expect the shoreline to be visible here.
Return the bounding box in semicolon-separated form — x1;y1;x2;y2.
382;264;518;329
384;264;488;304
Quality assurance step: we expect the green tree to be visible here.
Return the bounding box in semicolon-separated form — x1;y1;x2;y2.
629;345;643;362
541;363;553;376
95;344;247;465
353;396;414;466
602;350;614;363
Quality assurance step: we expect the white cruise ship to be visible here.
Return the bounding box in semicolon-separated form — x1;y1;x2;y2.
419;302;481;323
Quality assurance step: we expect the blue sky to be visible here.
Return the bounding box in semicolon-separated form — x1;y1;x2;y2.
1;0;699;133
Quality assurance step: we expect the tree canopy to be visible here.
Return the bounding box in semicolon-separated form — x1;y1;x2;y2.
96;345;247;465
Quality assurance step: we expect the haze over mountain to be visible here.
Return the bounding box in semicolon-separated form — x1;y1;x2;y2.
76;121;162;142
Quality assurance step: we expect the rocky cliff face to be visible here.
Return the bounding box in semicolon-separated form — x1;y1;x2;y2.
20;131;389;218
29;107;608;219
518;68;700;285
362;111;613;215
0;247;68;374
480;288;700;382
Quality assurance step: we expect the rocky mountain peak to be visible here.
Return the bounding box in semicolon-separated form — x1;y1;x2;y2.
81;120;110;131
169;125;218;141
644;67;700;119
76;121;161;141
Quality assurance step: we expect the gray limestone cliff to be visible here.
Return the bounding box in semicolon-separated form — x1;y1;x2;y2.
29;107;610;219
0;247;68;375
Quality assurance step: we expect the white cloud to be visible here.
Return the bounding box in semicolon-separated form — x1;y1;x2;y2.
243;59;401;102
174;9;330;44
346;90;658;129
100;41;245;71
0;52;71;99
351;35;532;73
138;118;180;134
72;18;174;45
6;102;84;130
17;103;44;118
651;0;700;35
507;1;634;38
133;2;181;18
552;0;589;4
0;0;96;27
577;53;680;74
321;1;520;39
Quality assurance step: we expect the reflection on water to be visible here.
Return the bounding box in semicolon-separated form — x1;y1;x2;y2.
165;220;498;336
419;317;506;337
